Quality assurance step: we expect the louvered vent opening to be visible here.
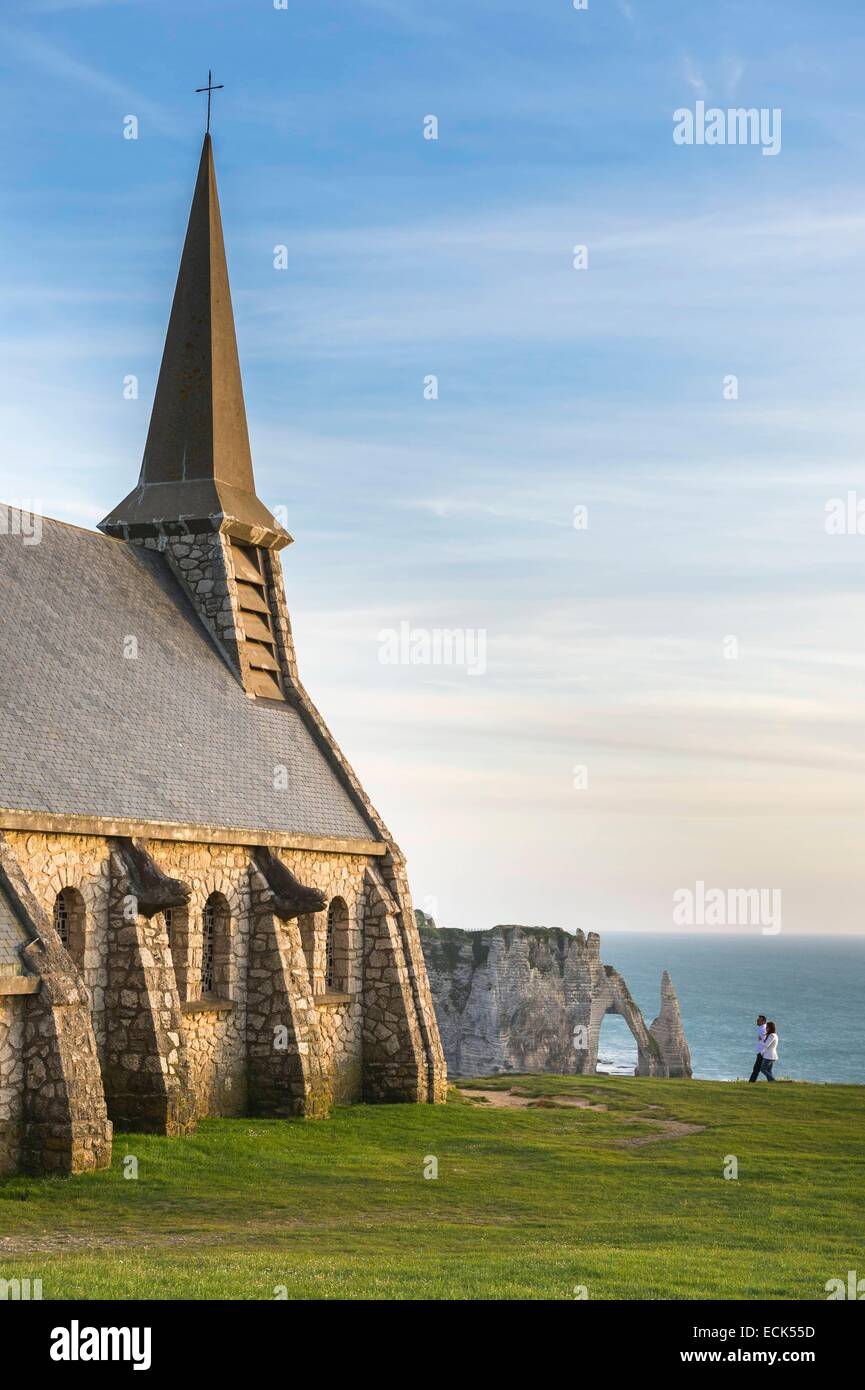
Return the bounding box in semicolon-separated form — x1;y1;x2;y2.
230;542;285;700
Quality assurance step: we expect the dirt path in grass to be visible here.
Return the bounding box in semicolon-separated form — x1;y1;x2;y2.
0;1230;229;1257
460;1088;608;1111
612;1117;706;1146
0;1220;378;1258
459;1086;705;1145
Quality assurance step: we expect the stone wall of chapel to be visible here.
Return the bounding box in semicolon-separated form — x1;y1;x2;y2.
6;832;111;1060
0;995;25;1175
182;1006;247;1118
4;832;371;1116
316;999;363;1103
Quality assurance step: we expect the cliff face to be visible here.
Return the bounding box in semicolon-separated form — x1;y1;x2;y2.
419;924;691;1080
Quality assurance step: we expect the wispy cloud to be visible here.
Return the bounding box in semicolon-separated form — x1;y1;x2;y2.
353;0;455;36
723;54;746;96
682;53;708;98
0;26;177;136
25;0;140;12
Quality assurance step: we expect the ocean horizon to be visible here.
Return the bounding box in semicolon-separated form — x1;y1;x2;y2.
585;932;865;1084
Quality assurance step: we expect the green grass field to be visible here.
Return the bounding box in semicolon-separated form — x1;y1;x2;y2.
1;1074;862;1300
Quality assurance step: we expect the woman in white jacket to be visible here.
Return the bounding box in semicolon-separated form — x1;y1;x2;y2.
761;1023;778;1081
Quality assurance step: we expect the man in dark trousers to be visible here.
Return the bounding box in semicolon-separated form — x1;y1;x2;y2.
748;1014;767;1082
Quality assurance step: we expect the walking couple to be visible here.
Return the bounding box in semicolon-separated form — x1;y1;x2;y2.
748;1014;779;1082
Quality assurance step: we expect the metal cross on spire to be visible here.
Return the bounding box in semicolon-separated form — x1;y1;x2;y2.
195;70;224;135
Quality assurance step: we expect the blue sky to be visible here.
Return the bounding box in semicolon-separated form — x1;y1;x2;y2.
3;0;865;934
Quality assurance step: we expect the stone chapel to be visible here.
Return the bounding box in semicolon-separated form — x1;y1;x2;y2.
0;134;447;1176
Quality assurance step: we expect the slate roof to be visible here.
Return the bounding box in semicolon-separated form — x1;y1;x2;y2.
0;514;375;843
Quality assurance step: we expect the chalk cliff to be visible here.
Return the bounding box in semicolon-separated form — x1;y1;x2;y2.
418;924;691;1079
649;969;691;1078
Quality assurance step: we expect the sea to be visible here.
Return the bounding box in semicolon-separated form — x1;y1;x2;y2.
594;933;865;1084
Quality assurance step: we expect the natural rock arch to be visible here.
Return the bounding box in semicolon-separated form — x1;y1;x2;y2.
419;924;691;1080
581;964;665;1077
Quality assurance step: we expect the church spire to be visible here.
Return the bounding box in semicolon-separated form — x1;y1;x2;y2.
99;134;290;549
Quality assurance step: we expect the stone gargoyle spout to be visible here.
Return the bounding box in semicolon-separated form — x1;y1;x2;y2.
114;837;191;919
252;846;327;921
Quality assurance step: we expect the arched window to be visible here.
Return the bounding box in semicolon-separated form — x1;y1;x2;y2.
202;900;216;996
53;893;69;945
325;897;349;993
325;912;334;989
52;888;86;969
200;893;230;1000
